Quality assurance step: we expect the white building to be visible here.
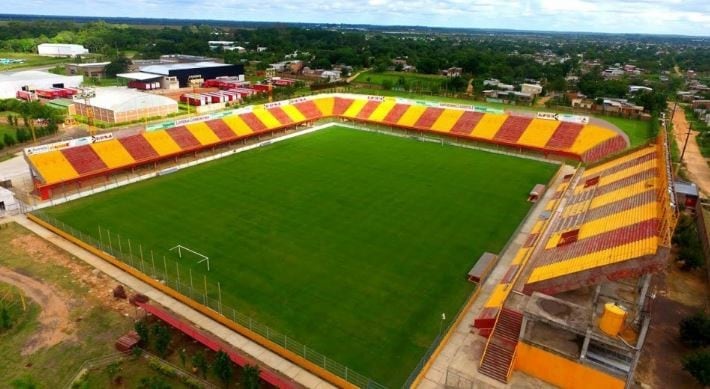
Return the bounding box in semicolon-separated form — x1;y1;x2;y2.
72;87;178;124
0;70;83;99
37;43;89;57
0;187;19;216
521;83;543;96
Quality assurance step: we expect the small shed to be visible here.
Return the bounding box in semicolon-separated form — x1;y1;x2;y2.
115;331;140;353
467;252;499;283
675;180;700;208
528;184;547;203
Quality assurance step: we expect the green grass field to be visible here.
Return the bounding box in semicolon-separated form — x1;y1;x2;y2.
354;71;446;89
43;126;558;386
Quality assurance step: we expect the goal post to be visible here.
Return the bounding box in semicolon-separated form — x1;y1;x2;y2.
169;244;210;271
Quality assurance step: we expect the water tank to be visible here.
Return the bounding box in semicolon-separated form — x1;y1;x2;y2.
599;303;626;336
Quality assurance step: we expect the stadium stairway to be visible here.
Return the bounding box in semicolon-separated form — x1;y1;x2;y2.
478;307;523;383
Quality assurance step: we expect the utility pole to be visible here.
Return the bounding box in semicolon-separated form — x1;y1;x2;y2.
680;122;692;163
76;87;96;135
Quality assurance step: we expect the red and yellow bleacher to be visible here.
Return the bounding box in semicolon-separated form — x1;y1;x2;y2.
26;94;629;199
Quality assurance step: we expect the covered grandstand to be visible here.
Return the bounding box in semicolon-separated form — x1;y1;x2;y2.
24;93;629;200
469;131;677;389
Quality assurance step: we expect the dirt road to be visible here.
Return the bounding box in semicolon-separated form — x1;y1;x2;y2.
672;107;710;197
0;266;74;355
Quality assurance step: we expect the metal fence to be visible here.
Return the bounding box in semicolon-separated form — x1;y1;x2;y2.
32;211;387;389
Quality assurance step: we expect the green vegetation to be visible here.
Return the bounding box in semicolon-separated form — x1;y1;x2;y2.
672;214;705;270
601;116;654;147
354;70;448;92
0;52;66;71
0;284;33;334
0;223;134;386
679;312;710;348
43;126;558;386
682;349;710;387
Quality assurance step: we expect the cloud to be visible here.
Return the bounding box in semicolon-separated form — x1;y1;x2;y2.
4;0;709;35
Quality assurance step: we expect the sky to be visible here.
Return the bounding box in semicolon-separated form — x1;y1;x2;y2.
5;0;710;36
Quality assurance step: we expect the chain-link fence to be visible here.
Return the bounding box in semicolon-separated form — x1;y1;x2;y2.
32;210;387;389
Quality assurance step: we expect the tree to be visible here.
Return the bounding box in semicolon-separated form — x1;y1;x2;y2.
105;362;121;385
134;320;149;347
680;312;710;348
381;79;393;90
0;306;11;330
137;376;171;389
178;348;187;367
10;376;37;389
105;54;131;77
682;349;710;386
192;350;209;378
152;324;171;358
213;350;233;387
3;133;15;147
243;364;260;389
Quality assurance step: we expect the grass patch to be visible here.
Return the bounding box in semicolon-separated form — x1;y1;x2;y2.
600;116;653;148
354;70;447;89
43;126;558;386
0;52;67;71
0;122;16;142
0;223;133;386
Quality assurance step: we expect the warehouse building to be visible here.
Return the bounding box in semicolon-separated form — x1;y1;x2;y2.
0;70;82;99
139;62;244;87
72;87;177;124
37;43;89;57
65;62;111;78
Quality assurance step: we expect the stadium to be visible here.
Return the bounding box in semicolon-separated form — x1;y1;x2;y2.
20;93;676;388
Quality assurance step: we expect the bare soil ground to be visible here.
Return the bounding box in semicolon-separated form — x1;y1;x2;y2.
0;223;135;386
9;233;135;314
672;107;710;197
635;263;709;389
0;266;73;355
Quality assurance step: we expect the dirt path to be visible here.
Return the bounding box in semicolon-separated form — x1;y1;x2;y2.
635;265;708;389
0;266;74;355
672;107;710;197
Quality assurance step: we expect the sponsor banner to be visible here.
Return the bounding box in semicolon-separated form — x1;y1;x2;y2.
24;133;114;156
175;115;210;126
263;101;284;109
147;106;253;132
537;112;590;124
288;96;309;105
366;95;385;102
472;105;504;114
439;102;474;110
559;113;589;124
146;121;175;132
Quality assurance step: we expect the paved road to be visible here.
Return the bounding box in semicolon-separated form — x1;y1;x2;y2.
672;106;710;198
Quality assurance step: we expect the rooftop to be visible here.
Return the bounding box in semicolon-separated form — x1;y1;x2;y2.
140;61;230;75
116;72;163;81
75;87;177;111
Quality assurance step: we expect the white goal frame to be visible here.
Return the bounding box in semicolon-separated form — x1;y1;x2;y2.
170;244;210;271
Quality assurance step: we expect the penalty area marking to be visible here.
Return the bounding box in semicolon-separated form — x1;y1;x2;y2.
170;244;210;271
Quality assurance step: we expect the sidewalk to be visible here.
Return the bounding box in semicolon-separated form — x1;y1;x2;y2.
12;214;335;389
416;166;573;389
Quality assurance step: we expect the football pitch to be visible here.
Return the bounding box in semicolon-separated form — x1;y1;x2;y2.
43;126;558;386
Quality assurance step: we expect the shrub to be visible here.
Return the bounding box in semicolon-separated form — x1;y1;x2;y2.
680;312;710;348
682;349;710;386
